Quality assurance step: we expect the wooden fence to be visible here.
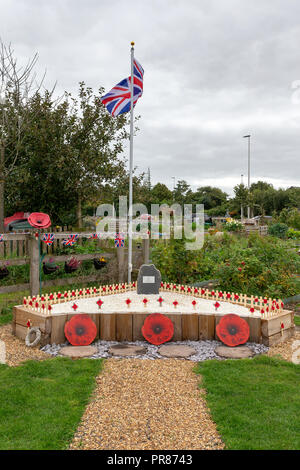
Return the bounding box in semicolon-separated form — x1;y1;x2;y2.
244;225;268;236
0;232;150;296
22;281;284;320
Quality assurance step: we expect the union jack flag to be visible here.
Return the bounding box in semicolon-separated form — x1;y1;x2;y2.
101;58;144;117
62;234;79;246
42;233;55;246
114;233;125;248
88;233;99;240
0;234;4;242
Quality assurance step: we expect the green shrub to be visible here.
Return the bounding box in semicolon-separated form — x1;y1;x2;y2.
151;233;300;298
223;220;243;232
287;228;300;240
268;223;289;238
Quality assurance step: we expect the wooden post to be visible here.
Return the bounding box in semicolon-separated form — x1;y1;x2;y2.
29;235;40;297
142;238;150;264
117;245;126;283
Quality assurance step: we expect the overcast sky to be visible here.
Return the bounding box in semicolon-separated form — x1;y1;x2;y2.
1;0;300;195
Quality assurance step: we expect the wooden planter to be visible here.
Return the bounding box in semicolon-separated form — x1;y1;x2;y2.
12;306;295;347
64;263;79;274
93;259;107;270
0;268;9;279
43;264;59;275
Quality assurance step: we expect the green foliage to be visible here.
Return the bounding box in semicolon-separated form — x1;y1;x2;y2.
194;356;300;450
287;228;300;240
5;83;130;225
0;358;103;450
278;208;300;230
223;220;243;232
150;183;173;205
152;233;300;298
268;223;289;238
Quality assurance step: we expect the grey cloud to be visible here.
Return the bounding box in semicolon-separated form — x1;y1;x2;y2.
0;0;299;193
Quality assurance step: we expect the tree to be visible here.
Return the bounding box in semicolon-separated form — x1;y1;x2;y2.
65;82;129;227
4;83;130;226
151;183;173;205
193;186;228;210
173;180;193;205
233;183;248;218
0;41;48;230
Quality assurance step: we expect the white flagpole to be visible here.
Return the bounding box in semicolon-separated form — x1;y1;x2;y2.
128;41;134;283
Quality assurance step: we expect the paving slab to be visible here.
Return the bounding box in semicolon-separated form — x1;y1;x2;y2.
158;344;196;358
60;345;97;358
215;345;254;359
109;344;147;356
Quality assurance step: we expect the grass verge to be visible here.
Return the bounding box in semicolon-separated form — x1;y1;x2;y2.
194;355;300;450
0;357;103;450
294;315;300;326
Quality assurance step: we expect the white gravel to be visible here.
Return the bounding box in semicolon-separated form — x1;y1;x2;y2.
50;291;257;316
41;339;268;362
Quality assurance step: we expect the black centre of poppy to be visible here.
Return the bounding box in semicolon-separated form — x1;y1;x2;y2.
228;326;237;335
153;324;162;334
76;326;85;336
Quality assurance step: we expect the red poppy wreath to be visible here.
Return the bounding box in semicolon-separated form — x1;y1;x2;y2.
216;314;250;347
141;313;174;345
64;314;97;346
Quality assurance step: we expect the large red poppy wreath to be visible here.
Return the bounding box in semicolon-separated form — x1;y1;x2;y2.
216;314;250;347
141;313;174;345
64;314;97;346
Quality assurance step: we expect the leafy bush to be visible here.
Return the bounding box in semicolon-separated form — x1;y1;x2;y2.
268;223;289;239
223;220;243;232
278;208;300;230
151;233;300;298
287;228;300;240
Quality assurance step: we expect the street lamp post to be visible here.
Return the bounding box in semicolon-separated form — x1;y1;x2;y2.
243;135;251;219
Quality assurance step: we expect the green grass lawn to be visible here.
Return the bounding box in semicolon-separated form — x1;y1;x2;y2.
194;355;300;450
0;357;103;450
295;315;300;326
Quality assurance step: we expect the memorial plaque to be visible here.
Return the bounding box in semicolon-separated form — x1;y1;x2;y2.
137;264;161;295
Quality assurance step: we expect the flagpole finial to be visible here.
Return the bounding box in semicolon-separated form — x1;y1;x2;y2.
131;41;135;47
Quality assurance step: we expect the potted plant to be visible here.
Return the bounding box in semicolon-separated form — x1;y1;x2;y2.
0;262;9;279
65;256;81;273
43;258;59;275
93;256;107;270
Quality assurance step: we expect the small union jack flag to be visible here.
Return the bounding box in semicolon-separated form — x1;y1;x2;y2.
62;234;79;246
114;233;125;248
88;233;99;240
42;233;55;246
0;234;4;242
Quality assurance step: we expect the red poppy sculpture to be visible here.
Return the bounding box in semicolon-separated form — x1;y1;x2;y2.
141;313;174;345
216;314;250;347
28;212;51;229
64;314;97;346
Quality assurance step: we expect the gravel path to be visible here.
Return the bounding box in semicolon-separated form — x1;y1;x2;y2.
0;324;48;367
267;331;300;362
69;358;225;450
